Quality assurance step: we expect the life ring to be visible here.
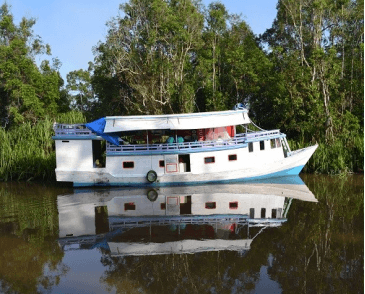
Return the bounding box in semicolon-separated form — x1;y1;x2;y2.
147;189;158;202
146;170;157;183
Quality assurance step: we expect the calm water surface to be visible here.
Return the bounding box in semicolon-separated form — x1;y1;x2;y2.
0;175;363;294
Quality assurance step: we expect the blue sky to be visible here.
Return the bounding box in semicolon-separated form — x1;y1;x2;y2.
7;0;278;82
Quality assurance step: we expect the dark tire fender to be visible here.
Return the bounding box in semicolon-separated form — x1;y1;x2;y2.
147;189;158;202
146;170;157;183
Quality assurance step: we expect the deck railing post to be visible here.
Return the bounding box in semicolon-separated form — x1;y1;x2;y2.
283;137;291;153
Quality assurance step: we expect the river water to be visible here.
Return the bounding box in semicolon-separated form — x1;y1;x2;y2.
0;175;363;294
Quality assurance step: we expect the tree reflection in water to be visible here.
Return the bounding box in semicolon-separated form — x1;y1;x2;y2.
99;175;363;294
0;183;70;294
0;175;362;293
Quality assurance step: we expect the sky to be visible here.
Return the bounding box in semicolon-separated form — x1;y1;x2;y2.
7;0;278;82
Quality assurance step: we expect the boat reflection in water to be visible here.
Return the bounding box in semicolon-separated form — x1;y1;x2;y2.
57;176;317;255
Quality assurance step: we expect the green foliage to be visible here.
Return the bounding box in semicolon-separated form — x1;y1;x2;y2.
0;111;86;181
66;65;95;118
90;0;274;117
0;3;66;127
92;0;205;115
249;0;364;174
0;118;56;181
289;132;364;174
0;0;362;180
255;0;363;143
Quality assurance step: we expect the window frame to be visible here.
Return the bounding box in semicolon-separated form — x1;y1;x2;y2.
123;161;135;169
204;156;215;164
248;142;253;152
205;202;216;209
229;202;238;209
124;202;136;211
276;138;281;147
228;154;237;161
260;141;265;151
270;139;276;149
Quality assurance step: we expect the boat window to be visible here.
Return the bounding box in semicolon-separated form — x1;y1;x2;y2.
62;140;69;143
205;202;216;209
228;154;237;161
159;160;165;168
249;208;255;218
270;139;276;149
276;138;281;147
260;141;265;150
123;161;134;169
248;142;253;152
229;202;238;209
124;203;135;211
261;208;266;218
204;156;215;164
272;209;277;218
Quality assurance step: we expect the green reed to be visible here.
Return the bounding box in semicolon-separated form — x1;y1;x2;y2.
288;134;364;174
0;111;86;181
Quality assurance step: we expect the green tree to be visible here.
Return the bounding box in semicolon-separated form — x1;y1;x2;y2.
195;4;270;112
0;3;63;126
66;64;95;116
256;0;363;144
220;20;272;110
93;0;204;115
200;2;228;110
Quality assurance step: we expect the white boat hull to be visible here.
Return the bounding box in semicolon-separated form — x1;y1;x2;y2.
55;144;318;187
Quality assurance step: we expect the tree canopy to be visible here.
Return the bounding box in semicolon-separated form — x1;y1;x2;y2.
256;0;364;144
0;4;68;128
90;0;269;116
0;0;363;174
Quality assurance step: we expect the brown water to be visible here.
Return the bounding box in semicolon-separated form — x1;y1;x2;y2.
0;175;363;294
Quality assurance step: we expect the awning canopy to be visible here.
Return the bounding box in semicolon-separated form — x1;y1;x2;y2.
85;118;120;145
103;109;250;133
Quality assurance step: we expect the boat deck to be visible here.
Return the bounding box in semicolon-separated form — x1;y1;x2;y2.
53;124;286;155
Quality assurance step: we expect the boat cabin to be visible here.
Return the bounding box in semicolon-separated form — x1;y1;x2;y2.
52;107;306;186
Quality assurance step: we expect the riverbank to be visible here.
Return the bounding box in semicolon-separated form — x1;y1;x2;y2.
1;115;363;182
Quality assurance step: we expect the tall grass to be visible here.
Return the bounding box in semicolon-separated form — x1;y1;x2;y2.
289;134;364;174
0;111;86;181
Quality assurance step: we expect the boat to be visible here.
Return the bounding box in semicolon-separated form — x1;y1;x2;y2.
52;105;317;187
57;177;317;255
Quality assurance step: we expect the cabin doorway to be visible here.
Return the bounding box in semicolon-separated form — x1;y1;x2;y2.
95;206;109;234
92;140;106;168
178;154;191;172
180;196;192;214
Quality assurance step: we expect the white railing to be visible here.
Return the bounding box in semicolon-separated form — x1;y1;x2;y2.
236;129;282;141
107;136;248;153
109;215;250;230
53;124;93;136
53;124;285;154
